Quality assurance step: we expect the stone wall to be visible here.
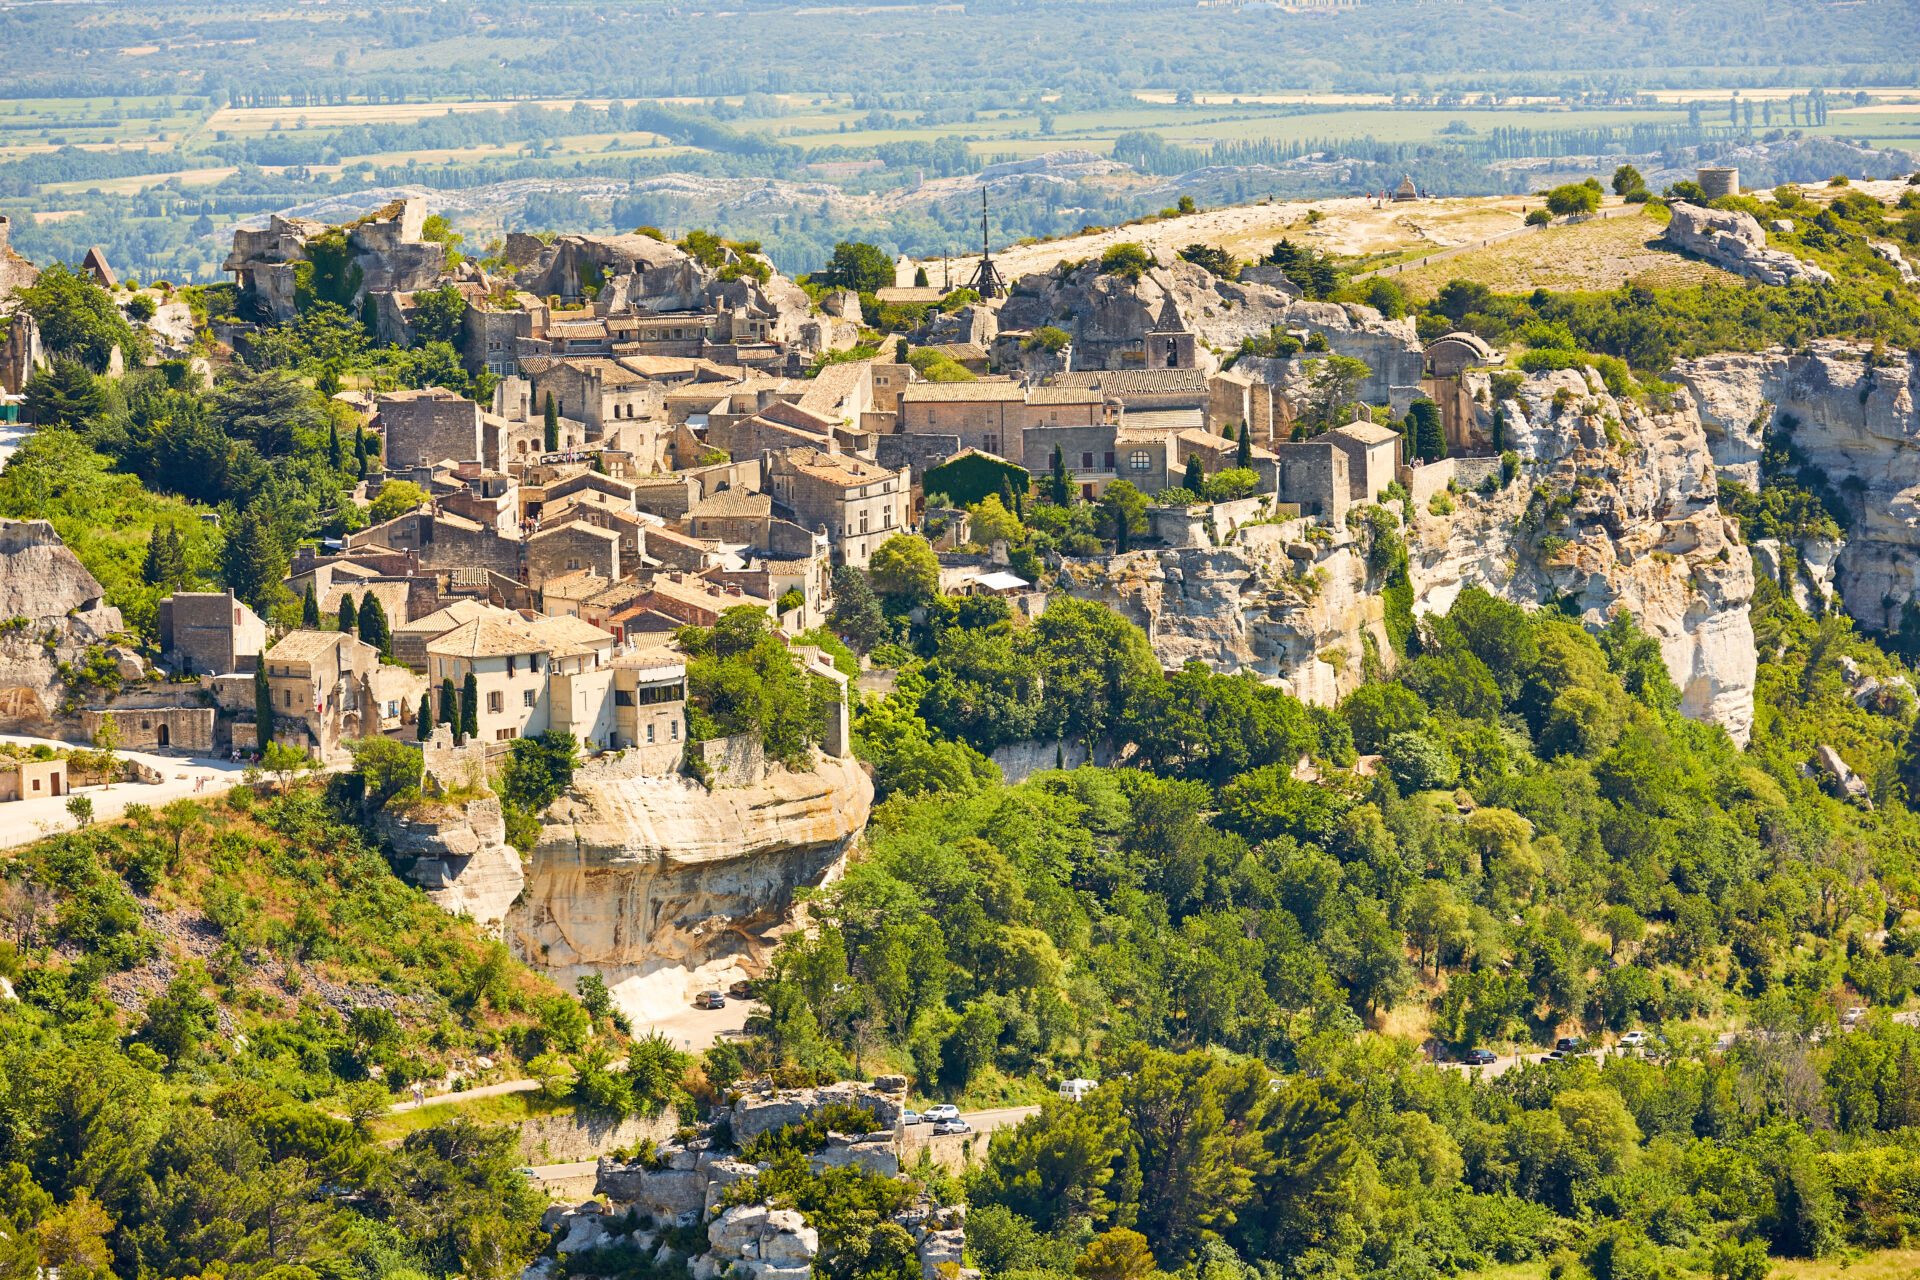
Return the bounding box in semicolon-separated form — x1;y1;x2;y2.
80;706;214;754
700;732;768;787
515;1106;678;1166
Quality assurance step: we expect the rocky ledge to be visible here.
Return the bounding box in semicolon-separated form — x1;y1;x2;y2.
507;751;873;1023
1660;203;1833;287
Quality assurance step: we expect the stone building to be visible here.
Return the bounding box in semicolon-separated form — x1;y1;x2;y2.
262;630;385;761
0;757;66;802
159;591;267;676
1143;294;1197;370
425;614;619;747
1322;420;1401;504
224;199;444;324
79;705;215;754
525;521;623;588
378;388;486;469
1271;441;1351;521
764;448;911;567
611;652;688;765
897;383;1107;464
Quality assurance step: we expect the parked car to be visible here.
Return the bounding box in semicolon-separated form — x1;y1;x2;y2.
1543;1050;1566;1062
1058;1077;1098;1101
932;1120;972;1136
727;980;754;1001
923;1104;960;1123
1554;1036;1583;1053
1464;1048;1498;1066
901;1110;923;1126
1618;1030;1648;1049
1842;1006;1867;1026
696;991;726;1010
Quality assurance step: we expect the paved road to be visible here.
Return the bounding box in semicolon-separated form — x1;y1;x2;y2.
0;732;254;849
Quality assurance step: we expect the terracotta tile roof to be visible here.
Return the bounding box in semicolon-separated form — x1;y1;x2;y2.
266;630;351;665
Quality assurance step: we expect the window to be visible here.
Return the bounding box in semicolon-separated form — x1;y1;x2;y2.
1103;451;1116;470
671;720;679;741
1081;451;1094;468
495;727;518;741
615;690;634;707
487;691;503;714
283;690;292;708
523;689;536;708
646;724;655;743
1130;450;1151;471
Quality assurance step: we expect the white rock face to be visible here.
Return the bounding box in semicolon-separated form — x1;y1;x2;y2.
507;751;872;1024
1062;364;1759;744
1672;341;1920;632
386;796;525;929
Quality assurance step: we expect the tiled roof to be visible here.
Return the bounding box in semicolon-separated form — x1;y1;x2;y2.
1051;369;1208;395
899;381;1028;403
266;630;350;664
772;446;900;489
1326;421;1403;446
427;617;547;659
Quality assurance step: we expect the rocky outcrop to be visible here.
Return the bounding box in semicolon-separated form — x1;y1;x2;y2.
1412;367;1757;743
1671;341;1920;632
0;520;127;733
384;796;525;929
507;750;872;1023
994;258;1423;401
1660;203;1833;287
693;1205;818;1280
1060;364;1759;743
730;1079;907;1144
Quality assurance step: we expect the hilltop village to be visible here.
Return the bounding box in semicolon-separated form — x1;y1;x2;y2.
7;162;1920;1280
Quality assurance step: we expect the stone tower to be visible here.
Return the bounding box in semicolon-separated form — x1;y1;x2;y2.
1145;291;1197;370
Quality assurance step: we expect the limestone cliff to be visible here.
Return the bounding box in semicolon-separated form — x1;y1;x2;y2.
0;520;128;733
506;751;873;1023
1059;365;1758;742
1671;340;1920;632
384;797;525;930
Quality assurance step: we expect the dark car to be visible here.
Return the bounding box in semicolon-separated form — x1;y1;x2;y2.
1464;1048;1498;1066
1554;1036;1583;1053
728;980;755;1001
696;991;726;1010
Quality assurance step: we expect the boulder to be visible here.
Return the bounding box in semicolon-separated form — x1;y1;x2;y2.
1660;204;1833;287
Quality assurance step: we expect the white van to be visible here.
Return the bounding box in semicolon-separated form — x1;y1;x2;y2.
1059;1077;1098;1101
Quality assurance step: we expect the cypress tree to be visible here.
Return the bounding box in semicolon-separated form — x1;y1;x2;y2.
220;509;281;615
253;663;274;747
460;671;479;741
417;692;433;741
1049;445;1072;506
1184;454;1206;496
327;420;341;469
354;429;369;478
439;677;457;726
357;594;389;656
337;593;357;635
1236;427;1253;469
543;392;559;453
301;583;319;629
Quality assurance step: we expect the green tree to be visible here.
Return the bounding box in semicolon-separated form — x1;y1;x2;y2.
1075;1228;1158;1280
461;671;479;741
543;392;559;453
1612;163;1646;196
1406;397;1446;461
828;565;890;651
1299;355;1371;432
221;507;284;615
1098;480;1148;552
417;692;433;741
818;241;894;294
368;480;428;524
254;661;274;746
1177;243;1237;279
1050;444;1075;506
337;593;357;635
356;593;391;656
11;263;139;371
142;524;190;591
1183;453;1206;496
1099;243;1155;282
440;676;457;726
411;283;467;347
1545;180;1603;217
869;535;940;609
301;582;320;628
22;358;107;429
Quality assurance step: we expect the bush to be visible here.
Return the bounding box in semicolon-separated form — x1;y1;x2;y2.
1526;209;1553;226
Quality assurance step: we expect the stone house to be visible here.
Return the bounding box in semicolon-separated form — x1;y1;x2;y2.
0;757;66;801
160;591;267;676
262;630;385;761
349;508;523;579
1271;441;1352;521
80;706;214;754
611;653;688;765
1322;421;1401;504
764;448;911;567
525;521;622;588
425;614;619;747
897;383;1107;464
521;357;666;439
616;573;773;631
378;388;486;469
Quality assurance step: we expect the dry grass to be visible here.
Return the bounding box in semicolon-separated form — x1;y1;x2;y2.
364;1089;569;1144
1387;209;1739;300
